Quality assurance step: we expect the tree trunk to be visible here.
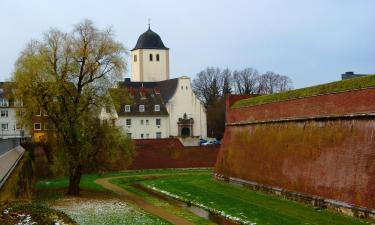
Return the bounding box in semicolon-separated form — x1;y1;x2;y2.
67;165;82;196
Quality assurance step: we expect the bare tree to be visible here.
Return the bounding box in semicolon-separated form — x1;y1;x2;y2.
233;68;259;94
221;68;232;95
192;67;222;107
257;71;293;94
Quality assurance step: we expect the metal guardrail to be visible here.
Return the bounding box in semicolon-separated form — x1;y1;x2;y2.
0;138;20;156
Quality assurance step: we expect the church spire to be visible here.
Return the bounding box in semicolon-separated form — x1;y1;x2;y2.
148;18;151;30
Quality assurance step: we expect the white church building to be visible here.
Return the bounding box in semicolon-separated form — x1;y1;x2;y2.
101;26;207;139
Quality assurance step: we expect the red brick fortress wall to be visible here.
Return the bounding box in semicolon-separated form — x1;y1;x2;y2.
130;138;219;169
215;88;375;209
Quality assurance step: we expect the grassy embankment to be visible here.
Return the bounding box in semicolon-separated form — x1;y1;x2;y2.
140;174;372;225
233;74;375;108
36;168;372;225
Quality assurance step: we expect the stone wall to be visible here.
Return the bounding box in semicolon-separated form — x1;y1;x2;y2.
215;88;375;212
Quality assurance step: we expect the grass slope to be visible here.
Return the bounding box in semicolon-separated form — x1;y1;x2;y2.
233;75;375;108
142;174;371;225
109;177;214;225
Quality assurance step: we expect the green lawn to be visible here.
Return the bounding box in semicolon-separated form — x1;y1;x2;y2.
233;74;375;108
36;168;213;225
36;169;373;225
141;174;372;225
35;168;212;191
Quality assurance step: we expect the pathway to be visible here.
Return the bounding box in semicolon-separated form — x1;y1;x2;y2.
95;176;195;225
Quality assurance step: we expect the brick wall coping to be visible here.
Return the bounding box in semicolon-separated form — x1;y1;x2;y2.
226;112;375;126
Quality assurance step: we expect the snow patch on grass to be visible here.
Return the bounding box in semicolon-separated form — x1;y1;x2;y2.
52;198;170;225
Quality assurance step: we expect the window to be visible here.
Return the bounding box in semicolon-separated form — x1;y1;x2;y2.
1;110;8;117
0;98;9;107
186;85;188;90
154;105;160;112
156;132;162;139
34;123;41;130
36;109;41;116
1;123;8;131
139;105;145;112
43;110;48;116
134;55;137;62
124;105;131;112
146;119;149;125
127;133;132;138
14;99;23;107
156;54;160;61
146;133;149;138
16;123;21;130
141;133;144;139
140;120;144;125
156;118;161;126
105;105;111;113
149;54;153;61
126;119;131;126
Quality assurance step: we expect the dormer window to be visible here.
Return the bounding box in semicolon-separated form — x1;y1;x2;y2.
154;105;160;112
139;105;145;112
149;54;153;61
0;98;9;107
124;105;131;112
156;54;160;61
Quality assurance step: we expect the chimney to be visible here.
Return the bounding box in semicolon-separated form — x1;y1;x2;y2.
140;83;146;98
154;86;161;94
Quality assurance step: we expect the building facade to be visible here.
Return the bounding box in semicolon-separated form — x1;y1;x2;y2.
101;26;207;139
0;82;30;139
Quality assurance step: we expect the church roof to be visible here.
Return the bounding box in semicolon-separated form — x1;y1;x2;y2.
132;27;168;51
118;78;178;103
111;78;178;117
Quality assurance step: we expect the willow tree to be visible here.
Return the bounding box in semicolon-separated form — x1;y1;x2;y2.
12;20;133;195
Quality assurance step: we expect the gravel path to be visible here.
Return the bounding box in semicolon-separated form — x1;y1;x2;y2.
95;176;195;225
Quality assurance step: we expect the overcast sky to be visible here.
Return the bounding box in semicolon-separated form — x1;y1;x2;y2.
0;0;374;88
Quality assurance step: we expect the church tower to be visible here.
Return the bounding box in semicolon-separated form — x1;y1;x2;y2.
131;25;170;82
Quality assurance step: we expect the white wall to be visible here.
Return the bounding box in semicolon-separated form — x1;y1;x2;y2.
131;49;169;82
166;77;207;138
0;108;30;139
116;116;169;139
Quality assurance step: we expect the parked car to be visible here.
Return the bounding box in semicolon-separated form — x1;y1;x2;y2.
213;139;221;145
199;138;207;146
201;140;215;146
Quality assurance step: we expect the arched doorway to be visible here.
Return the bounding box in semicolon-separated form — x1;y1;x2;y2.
181;127;190;136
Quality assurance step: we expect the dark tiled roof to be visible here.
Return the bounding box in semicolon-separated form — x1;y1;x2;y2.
111;79;179;116
118;78;178;103
132;28;168;51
